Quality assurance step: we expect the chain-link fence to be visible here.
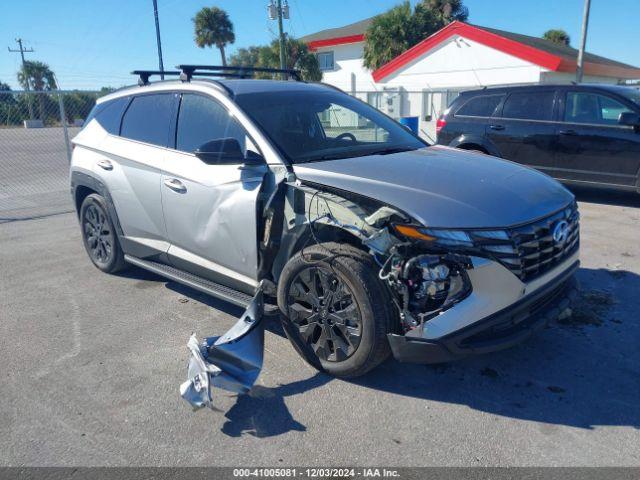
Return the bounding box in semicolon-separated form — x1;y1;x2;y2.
0;90;101;223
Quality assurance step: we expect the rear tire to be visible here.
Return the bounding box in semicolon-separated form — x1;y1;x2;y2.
79;193;127;274
277;242;394;378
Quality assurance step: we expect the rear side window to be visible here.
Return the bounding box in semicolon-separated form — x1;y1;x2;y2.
455;95;503;117
120;93;174;146
501;91;555;121
564;92;634;125
175;93;247;153
84;97;129;134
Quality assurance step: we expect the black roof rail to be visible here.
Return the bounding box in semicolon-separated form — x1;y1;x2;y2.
175;65;302;82
131;70;181;86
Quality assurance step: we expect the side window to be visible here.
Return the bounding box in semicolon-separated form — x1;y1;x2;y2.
455;95;503;117
564;92;634;125
120;93;174;146
317;51;335;71
501;91;555;121
175;94;250;154
84;97;129;134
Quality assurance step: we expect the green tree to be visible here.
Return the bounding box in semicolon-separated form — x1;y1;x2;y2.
16;60;57;121
193;6;235;66
423;0;468;24
229;36;321;82
363;0;469;70
543;29;571;46
0;81;13;103
364;2;417;71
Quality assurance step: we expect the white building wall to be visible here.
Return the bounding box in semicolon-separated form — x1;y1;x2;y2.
317;42;377;92
381;36;546;89
540;71;621;84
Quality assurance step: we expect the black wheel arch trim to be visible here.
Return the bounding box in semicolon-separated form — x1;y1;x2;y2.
448;134;501;157
71;171;124;238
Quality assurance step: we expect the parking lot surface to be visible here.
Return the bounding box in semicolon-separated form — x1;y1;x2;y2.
1;186;639;466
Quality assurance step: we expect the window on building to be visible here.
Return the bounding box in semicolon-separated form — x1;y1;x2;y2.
120;93;174;146
455;95;504;117
564;92;634;125
175;93;249;154
317;51;335;71
501;91;555;121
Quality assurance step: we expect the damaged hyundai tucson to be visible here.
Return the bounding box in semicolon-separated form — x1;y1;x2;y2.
71;68;579;409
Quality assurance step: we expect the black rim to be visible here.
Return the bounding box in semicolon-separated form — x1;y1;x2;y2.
287;266;362;362
83;203;113;265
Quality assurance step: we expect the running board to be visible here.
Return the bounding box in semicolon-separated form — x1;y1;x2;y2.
124;255;254;308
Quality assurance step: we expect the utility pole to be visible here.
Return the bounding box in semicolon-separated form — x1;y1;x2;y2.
576;0;591;83
268;0;289;79
152;0;165;79
8;37;34;119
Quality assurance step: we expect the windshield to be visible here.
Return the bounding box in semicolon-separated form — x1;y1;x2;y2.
234;89;426;164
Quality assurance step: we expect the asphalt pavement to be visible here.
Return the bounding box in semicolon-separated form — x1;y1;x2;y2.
1;185;639;466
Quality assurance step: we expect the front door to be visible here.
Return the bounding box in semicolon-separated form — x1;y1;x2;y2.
554;90;640;187
161;92;267;293
485;89;558;173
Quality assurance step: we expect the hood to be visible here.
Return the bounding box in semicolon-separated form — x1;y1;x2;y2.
293;146;574;229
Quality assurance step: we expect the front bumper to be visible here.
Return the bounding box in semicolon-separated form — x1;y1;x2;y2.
387;260;579;364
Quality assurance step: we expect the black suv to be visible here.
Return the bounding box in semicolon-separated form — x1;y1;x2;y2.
436;84;640;192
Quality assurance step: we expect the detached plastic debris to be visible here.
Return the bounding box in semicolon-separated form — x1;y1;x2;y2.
179;288;265;410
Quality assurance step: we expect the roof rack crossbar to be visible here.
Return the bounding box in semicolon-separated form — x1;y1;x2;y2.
131;70;181;86
175;64;302;82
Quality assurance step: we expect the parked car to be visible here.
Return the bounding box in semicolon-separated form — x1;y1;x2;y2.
436;84;640;192
70;67;579;389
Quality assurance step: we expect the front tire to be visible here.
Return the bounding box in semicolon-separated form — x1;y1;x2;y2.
277;242;394;378
79;193;126;273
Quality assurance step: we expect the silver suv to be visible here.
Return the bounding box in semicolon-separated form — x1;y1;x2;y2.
71;67;579;406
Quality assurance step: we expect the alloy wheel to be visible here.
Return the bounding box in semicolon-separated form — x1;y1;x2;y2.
83;203;114;265
287;266;362;362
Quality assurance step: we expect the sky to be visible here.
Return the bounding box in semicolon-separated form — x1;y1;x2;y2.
1;0;639;90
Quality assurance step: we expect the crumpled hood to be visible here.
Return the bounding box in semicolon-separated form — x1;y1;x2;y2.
293;146;574;229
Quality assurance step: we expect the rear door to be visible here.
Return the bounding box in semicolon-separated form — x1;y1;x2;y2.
92;92;175;257
161;92;267;293
486;89;558;173
440;93;505;147
554;90;640;187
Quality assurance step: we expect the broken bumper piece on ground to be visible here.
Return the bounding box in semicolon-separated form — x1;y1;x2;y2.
180;288;265;410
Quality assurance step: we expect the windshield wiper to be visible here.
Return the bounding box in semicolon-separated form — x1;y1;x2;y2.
364;146;419;156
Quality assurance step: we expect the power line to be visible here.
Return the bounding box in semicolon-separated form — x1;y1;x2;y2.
8;37;35;119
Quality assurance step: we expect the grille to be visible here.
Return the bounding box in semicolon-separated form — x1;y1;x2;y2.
470;203;580;283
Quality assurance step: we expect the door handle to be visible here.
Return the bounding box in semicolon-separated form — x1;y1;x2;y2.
163;178;187;193
559;129;578;136
489;125;505;131
97;159;113;171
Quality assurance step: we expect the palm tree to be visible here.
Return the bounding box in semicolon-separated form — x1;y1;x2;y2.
423;0;469;24
363;0;469;70
364;1;416;70
193;6;235;66
17;60;57;121
543;29;571;46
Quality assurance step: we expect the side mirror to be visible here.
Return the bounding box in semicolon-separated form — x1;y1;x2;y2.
618;112;640;128
194;138;263;165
